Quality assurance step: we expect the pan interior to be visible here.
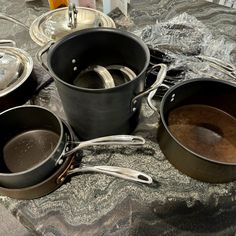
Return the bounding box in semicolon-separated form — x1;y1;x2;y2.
168;104;236;163
2;129;60;173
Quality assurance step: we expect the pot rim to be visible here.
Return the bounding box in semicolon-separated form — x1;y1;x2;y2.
0;46;33;97
0;105;64;177
160;77;236;166
47;27;150;93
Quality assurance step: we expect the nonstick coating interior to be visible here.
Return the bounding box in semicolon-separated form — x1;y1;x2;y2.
158;79;236;183
168;104;236;163
0;106;62;174
49;28;148;86
3;130;60;172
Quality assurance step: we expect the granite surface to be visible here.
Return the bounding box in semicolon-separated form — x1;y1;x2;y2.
0;0;236;235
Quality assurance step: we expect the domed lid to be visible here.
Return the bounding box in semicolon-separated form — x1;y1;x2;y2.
0;40;33;96
29;5;116;46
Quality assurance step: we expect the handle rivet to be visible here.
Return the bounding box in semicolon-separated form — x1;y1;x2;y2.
60;177;65;182
58;159;63;165
132;107;137;112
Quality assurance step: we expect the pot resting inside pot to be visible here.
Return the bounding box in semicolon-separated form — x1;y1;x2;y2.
46;28;151;140
49;29;147;87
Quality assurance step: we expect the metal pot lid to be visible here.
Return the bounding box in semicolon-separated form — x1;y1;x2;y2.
0;41;33;97
29;6;116;46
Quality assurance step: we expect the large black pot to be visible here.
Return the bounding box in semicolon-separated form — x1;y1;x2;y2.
157;78;236;183
37;28;167;140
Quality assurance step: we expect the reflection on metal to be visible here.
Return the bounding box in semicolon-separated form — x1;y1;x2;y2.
73;65;136;89
0;44;33;96
67;3;78;29
29;6;116;46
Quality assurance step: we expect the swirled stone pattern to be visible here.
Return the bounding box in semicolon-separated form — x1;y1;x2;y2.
0;0;236;235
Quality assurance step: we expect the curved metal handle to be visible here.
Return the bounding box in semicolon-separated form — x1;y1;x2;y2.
64;135;145;157
0;13;29;30
36;40;55;73
67;165;153;184
68;3;78;29
208;63;236;79
147;83;170;111
196;55;235;72
0;39;16;47
131;63;167;112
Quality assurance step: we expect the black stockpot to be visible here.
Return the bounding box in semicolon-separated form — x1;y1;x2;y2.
38;28;166;140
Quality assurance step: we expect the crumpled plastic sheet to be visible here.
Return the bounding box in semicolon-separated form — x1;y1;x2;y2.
133;13;236;85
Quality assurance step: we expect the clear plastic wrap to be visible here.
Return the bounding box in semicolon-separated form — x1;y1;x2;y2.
134;13;236;84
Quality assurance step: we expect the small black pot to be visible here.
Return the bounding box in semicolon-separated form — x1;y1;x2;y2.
37;28;167;140
158;78;236;183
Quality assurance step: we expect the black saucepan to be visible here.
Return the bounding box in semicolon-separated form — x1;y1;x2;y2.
157;78;236;183
0;120;151;200
0;105;152;189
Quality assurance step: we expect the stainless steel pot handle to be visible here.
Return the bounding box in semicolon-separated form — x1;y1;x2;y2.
63;135;145;158
0;39;16;47
131;63;167;112
68;3;78;29
196;55;236;73
0;13;29;30
67;165;153;184
36;40;55;73
147;83;170;111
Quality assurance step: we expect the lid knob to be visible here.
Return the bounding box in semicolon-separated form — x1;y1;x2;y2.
68;3;78;29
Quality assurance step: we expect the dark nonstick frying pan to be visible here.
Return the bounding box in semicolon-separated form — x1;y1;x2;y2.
157;78;236;183
0;105;152;189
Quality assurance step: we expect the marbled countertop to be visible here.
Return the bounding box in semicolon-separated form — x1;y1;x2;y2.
0;1;236;235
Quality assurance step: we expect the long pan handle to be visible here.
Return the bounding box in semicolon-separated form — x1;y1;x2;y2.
67;165;153;184
63;135;145;157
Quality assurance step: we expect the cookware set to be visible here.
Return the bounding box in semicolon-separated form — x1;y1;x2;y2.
0;5;236;200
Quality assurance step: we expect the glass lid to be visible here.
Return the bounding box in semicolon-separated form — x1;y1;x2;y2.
29;6;116;46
